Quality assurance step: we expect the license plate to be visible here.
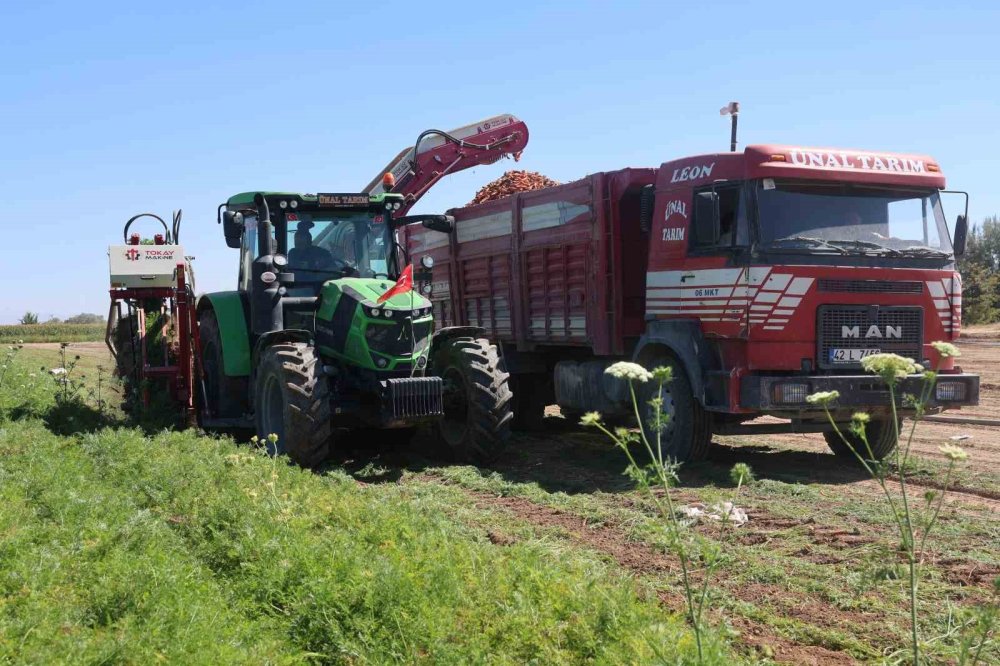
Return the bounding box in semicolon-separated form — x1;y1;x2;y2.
829;348;880;363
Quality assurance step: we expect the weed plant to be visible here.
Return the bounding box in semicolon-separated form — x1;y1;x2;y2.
580;362;751;665
808;343;997;664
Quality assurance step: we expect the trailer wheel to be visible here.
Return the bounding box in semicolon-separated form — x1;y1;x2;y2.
254;343;333;468
432;336;513;463
824;418;900;462
637;357;712;462
197;310;248;423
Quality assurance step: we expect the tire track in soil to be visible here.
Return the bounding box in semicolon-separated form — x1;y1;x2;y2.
418;474;865;665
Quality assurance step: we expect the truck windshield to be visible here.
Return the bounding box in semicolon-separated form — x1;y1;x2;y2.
756;180;953;257
284;211;391;279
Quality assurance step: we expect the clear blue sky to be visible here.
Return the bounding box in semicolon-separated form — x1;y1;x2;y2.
2;0;998;323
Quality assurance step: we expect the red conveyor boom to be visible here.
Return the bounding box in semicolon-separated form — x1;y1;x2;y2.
364;114;529;214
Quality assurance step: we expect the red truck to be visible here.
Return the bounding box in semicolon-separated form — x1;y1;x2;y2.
404;142;980;461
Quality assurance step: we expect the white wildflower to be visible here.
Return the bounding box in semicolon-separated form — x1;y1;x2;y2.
49;368;67;376
938;443;969;461
806;390;840;406
605;362;653;383
930;341;961;359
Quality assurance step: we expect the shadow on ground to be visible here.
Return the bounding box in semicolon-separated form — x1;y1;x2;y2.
323;414;870;493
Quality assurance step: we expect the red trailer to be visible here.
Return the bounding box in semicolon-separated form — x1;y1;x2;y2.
404;144;980;461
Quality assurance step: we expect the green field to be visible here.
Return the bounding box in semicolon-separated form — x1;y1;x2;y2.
0;343;996;664
0;323;104;343
0;346;720;665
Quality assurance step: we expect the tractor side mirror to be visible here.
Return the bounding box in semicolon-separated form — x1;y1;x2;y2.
638;185;655;233
394;214;455;233
953;214;968;257
692;191;721;245
222;210;244;248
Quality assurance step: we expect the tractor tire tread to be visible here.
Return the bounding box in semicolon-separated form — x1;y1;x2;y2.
255;343;332;468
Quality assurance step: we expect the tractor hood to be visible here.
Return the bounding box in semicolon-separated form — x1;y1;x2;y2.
314;277;433;372
319;277;432;312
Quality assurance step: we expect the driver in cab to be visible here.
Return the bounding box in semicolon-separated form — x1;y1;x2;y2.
288;221;336;270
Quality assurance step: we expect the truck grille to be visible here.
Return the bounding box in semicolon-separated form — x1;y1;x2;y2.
818;279;922;294
384;377;443;420
817;306;922;369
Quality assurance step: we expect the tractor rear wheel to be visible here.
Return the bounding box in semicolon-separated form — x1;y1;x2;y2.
254;343;333;468
636;356;712;462
432;336;513;464
197;310;248;424
824;418;900;462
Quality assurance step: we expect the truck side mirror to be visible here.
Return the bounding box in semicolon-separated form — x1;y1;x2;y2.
638;185;655;233
693;191;721;245
953;214;968;257
222;210;244;249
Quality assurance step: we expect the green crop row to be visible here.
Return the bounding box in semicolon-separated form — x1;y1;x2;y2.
0;323;105;343
0;351;722;664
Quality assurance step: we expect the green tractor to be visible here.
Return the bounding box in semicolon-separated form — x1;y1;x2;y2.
196;190;512;466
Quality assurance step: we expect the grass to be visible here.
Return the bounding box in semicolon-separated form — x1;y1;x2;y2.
0;350;725;664
0;323;104;343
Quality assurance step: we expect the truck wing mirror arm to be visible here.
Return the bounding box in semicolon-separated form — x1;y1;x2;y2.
395;214;455;233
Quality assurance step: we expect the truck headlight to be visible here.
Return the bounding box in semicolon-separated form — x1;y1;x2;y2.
772;382;810;405
935;381;967;402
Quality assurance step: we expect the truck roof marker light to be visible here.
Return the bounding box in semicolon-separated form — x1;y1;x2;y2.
769;154;786;162
927;163;940;172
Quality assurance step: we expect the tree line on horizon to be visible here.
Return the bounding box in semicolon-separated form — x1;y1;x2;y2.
959;215;1000;325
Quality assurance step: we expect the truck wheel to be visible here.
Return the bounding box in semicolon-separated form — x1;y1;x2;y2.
824;418;900;461
510;374;547;431
197;310;248;423
432;336;513;463
254;343;333;468
637;357;711;462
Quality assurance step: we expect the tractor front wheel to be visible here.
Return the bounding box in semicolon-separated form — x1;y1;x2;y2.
431;336;513;464
254;343;333;468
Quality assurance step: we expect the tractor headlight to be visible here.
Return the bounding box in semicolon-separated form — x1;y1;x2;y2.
385;202;393;210
393;202;402;210
383;309;393;318
420;255;434;269
369;307;381;318
376;357;388;368
422;284;432;295
289;199;298;209
279;200;288;209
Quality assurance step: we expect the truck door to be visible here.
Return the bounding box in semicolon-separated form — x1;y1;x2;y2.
648;181;750;336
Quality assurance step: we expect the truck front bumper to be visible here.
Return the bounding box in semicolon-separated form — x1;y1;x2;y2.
741;373;980;412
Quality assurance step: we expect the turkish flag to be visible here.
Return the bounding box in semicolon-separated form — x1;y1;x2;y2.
377;264;414;304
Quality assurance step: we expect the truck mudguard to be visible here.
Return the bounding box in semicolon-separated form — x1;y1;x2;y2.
197;292;251;377
633;319;715;407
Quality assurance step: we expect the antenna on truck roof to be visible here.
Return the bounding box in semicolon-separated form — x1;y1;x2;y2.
720;101;740;152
